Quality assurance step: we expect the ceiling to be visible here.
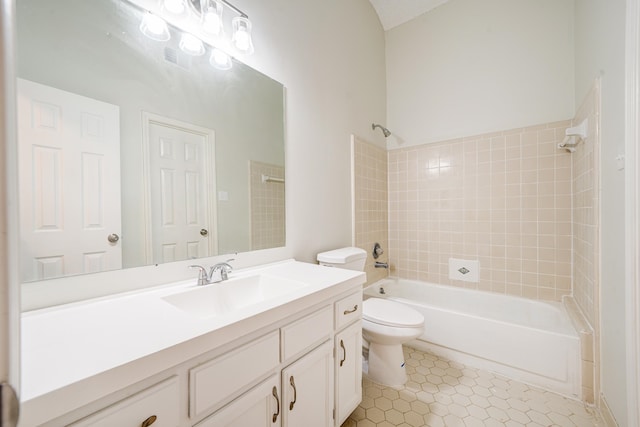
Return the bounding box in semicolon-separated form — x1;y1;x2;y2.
368;0;450;31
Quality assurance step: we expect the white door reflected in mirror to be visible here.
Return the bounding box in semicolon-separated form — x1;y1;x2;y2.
143;113;217;264
17;79;122;282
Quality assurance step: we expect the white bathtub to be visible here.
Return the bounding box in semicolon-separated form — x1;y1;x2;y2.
364;278;581;398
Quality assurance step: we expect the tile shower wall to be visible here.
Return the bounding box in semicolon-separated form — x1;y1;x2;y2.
353;136;389;285
388;122;573;301
249;161;285;250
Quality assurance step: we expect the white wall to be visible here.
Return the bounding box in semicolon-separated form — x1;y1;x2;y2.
575;1;628;425
385;0;575;148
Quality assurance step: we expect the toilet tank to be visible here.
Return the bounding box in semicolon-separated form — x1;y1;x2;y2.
317;247;367;271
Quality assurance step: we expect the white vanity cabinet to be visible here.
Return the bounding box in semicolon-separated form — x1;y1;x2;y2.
21;261;365;427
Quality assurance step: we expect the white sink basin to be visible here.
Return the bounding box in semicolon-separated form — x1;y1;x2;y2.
162;274;310;319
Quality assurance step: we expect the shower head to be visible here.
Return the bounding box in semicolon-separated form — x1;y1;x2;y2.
372;123;391;138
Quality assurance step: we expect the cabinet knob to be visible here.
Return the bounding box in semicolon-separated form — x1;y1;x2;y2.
340;339;347;367
141;415;157;427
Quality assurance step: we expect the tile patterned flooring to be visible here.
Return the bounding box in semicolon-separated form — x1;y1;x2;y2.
342;346;603;427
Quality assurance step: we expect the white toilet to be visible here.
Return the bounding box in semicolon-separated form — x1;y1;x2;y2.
361;298;424;387
317;247;425;387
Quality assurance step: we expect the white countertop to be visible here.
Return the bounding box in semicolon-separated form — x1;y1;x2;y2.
20;259;365;425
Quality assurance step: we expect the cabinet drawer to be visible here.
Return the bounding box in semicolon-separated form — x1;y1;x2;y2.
190;331;279;419
70;376;179;427
335;291;362;330
281;306;332;361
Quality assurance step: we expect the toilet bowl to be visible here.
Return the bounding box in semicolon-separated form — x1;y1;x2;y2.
316;247;424;387
362;298;424;387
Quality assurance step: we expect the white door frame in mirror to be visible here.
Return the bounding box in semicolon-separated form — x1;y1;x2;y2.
141;112;218;265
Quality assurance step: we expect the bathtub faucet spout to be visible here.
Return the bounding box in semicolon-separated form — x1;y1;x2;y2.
375;261;389;269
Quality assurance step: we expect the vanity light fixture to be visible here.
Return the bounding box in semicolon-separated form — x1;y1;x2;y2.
179;33;206;56
137;0;254;70
231;16;254;54
139;12;171;41
210;48;233;70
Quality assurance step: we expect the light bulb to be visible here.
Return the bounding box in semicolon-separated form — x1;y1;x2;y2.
234;29;250;51
163;0;186;15
232;17;254;55
203;12;222;36
179;33;205;56
210;48;232;70
201;0;223;36
140;12;170;42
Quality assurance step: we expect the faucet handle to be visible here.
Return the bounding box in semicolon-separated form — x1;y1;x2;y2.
189;265;209;286
208;261;234;282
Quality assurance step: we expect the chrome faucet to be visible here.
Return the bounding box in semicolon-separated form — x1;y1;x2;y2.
189;259;234;285
374;261;389;269
209;261;234;283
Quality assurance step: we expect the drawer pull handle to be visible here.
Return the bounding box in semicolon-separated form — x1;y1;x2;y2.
344;304;358;315
141;415;157;427
272;386;280;422
340;339;346;367
289;376;297;410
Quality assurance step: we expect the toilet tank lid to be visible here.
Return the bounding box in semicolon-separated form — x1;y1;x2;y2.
317;247;367;263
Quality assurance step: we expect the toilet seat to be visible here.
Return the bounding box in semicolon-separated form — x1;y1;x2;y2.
363;298;424;328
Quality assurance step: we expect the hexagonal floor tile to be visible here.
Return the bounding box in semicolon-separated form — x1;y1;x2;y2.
343;345;604;427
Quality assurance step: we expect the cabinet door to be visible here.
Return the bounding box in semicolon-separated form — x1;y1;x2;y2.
196;375;281;427
335;321;363;426
282;341;333;427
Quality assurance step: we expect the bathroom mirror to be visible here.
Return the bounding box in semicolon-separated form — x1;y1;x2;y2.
16;0;285;282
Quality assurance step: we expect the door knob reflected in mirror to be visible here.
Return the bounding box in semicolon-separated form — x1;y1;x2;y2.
200;229;209;237
107;233;120;243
